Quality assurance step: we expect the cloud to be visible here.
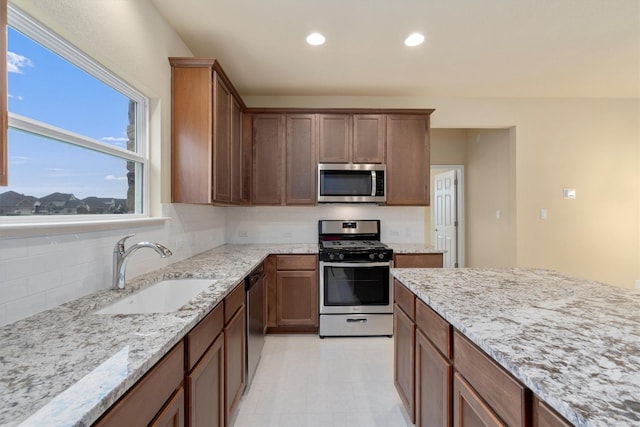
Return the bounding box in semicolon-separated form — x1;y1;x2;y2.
8;94;24;101
104;175;127;181
101;136;129;143
7;51;34;74
9;156;29;165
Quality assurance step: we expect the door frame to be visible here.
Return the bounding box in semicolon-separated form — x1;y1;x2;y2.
431;165;465;268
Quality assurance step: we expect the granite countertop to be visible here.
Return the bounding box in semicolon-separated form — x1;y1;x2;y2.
391;267;640;427
387;243;444;254
0;243;317;427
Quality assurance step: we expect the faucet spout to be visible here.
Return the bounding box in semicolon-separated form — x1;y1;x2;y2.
112;234;173;290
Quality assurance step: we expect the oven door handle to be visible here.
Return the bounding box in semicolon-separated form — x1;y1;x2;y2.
321;261;392;268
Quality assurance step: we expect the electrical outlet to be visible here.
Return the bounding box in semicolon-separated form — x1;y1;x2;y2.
174;239;185;252
496;210;501;220
390;230;400;237
238;230;248;238
635;280;640;289
540;209;548;220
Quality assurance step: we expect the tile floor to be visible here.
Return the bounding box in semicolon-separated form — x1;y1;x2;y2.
232;335;413;427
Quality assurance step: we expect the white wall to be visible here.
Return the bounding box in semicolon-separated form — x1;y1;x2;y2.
225;206;424;244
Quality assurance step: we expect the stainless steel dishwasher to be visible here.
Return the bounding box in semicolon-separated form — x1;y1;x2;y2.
245;263;265;390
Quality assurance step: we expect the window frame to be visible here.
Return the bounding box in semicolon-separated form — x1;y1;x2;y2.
2;2;150;222
1;0;7;187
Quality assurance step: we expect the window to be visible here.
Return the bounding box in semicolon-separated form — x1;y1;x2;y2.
1;3;148;217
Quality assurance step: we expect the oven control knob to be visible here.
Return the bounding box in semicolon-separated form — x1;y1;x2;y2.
378;253;385;260
328;253;335;260
369;253;375;260
338;253;344;260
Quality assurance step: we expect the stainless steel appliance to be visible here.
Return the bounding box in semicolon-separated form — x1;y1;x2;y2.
317;163;386;203
245;263;265;390
318;220;394;337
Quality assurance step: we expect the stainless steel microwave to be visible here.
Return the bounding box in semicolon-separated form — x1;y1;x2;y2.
317;163;386;203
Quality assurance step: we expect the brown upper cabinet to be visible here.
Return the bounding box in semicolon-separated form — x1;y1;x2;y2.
249;112;317;206
386;114;431;206
318;114;385;164
1;0;8;186
169;58;246;205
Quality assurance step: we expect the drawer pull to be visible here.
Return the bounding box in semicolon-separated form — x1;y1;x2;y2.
346;318;368;323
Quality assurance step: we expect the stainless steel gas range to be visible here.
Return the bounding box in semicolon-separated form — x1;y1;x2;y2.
318;219;394;337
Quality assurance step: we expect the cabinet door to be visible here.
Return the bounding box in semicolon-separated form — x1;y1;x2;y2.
276;270;319;327
352;114;385;163
318;114;351;163
187;333;224;427
532;397;572;427
225;305;246;425
453;373;506;427
386;114;430;205
230;97;243;204
170;64;212;204
394;303;415;423
252;114;285;205
286;114;317;204
152;387;185;427
416;329;452;427
213;72;231;203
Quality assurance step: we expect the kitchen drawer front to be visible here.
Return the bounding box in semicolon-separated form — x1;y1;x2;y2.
416;298;451;359
454;331;528;427
532;396;572;427
224;282;245;323
276;254;317;270
94;341;185;427
394;253;443;268
394;279;415;320
186;302;224;370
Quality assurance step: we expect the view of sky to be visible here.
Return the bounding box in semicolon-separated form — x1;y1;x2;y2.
5;27;137;200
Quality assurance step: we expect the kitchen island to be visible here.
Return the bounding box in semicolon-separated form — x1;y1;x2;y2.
391;267;640;427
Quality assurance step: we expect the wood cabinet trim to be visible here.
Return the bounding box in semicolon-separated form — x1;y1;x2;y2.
394;303;416;423
224;305;246;424
532;396;572;427
150;386;185;427
187;332;224;427
246;107;435;115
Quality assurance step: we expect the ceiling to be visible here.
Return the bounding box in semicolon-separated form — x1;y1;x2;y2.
151;0;640;98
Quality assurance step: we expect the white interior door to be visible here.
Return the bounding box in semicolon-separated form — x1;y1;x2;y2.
434;170;458;268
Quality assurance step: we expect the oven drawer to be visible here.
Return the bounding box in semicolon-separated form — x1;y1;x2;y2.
319;314;393;337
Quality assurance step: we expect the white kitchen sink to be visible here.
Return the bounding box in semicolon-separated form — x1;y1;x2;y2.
95;278;215;315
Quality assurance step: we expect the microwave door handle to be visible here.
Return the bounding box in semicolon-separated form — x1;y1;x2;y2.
371;171;376;197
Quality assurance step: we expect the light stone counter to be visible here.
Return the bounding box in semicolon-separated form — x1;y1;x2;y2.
391;267;640;427
387;243;444;254
0;243;317;427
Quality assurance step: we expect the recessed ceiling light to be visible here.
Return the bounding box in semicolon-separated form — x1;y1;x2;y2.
306;32;326;46
404;33;425;47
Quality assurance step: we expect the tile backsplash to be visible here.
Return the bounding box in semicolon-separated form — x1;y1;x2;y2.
0;204;424;326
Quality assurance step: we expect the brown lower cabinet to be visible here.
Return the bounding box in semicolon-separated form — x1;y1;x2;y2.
94;282;246;427
266;254;319;333
394;280;573;427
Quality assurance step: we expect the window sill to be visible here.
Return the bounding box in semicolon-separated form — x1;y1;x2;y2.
0;216;171;239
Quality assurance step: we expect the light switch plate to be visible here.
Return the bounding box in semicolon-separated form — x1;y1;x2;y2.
540;209;548;220
563;188;576;199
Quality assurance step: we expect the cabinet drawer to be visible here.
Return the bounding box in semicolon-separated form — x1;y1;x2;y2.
276;254;317;270
95;341;185;427
186;302;224;370
394;279;415;320
453;332;528;427
394;253;443;268
416;299;451;359
225;283;245;323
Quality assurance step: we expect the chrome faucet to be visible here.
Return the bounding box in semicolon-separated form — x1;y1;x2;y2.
112;234;173;290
